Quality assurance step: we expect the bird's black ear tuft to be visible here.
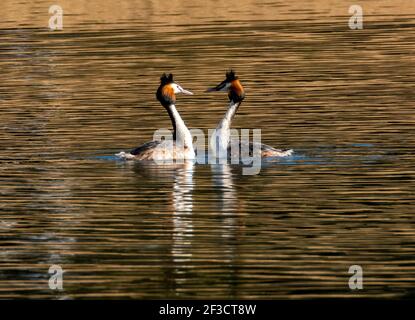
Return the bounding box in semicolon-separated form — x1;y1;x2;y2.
160;73;168;83
226;69;237;81
160;73;174;84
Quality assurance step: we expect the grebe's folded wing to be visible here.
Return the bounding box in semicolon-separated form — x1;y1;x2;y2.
230;139;293;158
130;140;162;156
258;142;293;157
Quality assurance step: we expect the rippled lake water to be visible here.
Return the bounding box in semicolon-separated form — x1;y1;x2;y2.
1;0;415;299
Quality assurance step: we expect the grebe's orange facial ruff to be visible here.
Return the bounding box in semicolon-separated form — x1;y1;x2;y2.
156;73;193;107
206;70;245;103
229;79;245;103
160;84;176;106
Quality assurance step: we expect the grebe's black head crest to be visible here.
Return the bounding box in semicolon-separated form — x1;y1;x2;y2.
206;69;245;103
156;73;193;107
225;70;238;81
160;73;174;85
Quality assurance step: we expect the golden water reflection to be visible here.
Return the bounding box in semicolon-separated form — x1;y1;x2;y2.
0;0;415;299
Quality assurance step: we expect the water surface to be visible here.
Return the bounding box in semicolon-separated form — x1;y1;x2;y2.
1;0;415;299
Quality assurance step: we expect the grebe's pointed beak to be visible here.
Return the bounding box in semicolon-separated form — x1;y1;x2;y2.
205;79;229;92
180;88;193;95
176;84;193;95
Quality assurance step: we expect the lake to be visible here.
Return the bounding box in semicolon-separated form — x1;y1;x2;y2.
0;0;415;298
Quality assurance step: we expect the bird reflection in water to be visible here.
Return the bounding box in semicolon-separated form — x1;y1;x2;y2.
131;161;246;297
171;161;194;264
211;164;239;232
132;160;195;295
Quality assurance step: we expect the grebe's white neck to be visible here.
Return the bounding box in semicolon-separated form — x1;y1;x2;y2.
168;104;194;155
218;101;240;130
210;101;240;158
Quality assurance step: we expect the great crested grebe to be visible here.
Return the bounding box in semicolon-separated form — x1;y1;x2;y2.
207;70;293;158
117;73;195;161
